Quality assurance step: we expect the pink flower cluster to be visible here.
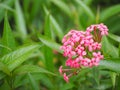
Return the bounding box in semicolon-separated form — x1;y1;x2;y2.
59;23;108;83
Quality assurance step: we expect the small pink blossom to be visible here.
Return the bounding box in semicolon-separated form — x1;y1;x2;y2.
63;73;69;83
86;23;108;36
59;66;63;75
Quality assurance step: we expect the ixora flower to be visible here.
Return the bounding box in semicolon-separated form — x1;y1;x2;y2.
59;23;108;83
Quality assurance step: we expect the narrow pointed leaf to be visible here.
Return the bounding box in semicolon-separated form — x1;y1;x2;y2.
15;0;27;39
0;0;14;22
75;0;94;21
102;36;118;58
44;7;64;40
1;13;16;55
50;0;71;17
0;62;10;75
0;3;14;12
44;14;54;71
28;73;39;90
108;33;120;43
50;14;64;40
13;65;56;76
0;44;40;71
38;34;62;54
100;5;120;21
100;60;120;73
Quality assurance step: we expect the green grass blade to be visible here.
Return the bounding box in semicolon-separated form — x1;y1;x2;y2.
1;13;16;55
38;34;62;54
0;44;41;71
75;0;94;21
28;73;39;90
100;4;120;21
14;0;27;39
13;65;56;76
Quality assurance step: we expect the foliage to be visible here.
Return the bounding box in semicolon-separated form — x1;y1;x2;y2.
0;0;120;90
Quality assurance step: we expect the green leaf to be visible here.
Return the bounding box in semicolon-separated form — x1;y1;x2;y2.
75;0;94;21
14;0;27;39
44;14;52;38
0;44;40;71
1;13;16;55
44;14;54;71
0;3;14;12
28;73;39;90
108;33;120;43
100;4;120;21
102;36;118;58
38;34;62;54
119;43;120;57
50;15;64;40
83;0;93;5
60;83;74;90
44;7;64;40
0;62;10;75
30;0;41;21
115;74;120;90
100;60;120;73
50;0;71;17
13;65;56;76
0;0;15;22
0;44;12;52
110;72;116;88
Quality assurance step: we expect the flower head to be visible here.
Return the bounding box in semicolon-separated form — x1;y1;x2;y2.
59;23;108;83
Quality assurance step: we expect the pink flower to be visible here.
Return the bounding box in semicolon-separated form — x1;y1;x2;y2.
63;73;69;83
86;23;108;36
59;23;108;83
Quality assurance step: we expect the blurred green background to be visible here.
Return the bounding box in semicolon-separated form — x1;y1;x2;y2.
0;0;120;90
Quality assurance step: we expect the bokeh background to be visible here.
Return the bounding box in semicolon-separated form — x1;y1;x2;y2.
0;0;120;90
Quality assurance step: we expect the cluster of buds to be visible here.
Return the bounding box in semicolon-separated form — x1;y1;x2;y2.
59;23;108;83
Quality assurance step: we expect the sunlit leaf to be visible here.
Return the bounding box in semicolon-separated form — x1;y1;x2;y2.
1;13;16;55
0;44;40;71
